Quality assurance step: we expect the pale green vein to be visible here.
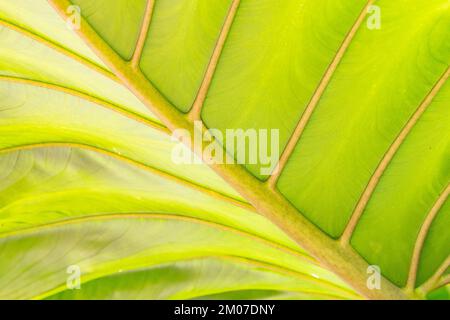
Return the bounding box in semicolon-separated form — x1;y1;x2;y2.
0;18;116;82
0;213;309;263
0;75;167;133
0;213;356;299
33;255;356;300
0;143;254;212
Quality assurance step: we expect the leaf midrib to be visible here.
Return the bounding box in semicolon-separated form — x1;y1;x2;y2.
178;0;450;295
46;0;410;299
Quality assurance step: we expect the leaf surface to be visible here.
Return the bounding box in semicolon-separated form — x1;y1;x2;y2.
0;0;449;299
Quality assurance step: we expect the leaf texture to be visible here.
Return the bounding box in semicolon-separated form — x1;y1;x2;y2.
0;0;449;299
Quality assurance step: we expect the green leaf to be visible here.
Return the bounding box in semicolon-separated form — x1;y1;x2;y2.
0;148;354;300
70;0;148;60
45;258;356;300
0;0;448;299
140;0;235;112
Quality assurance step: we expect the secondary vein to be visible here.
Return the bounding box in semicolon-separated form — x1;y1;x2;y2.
187;0;241;121
0;18;117;82
267;0;375;188
340;66;450;245
130;0;155;69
